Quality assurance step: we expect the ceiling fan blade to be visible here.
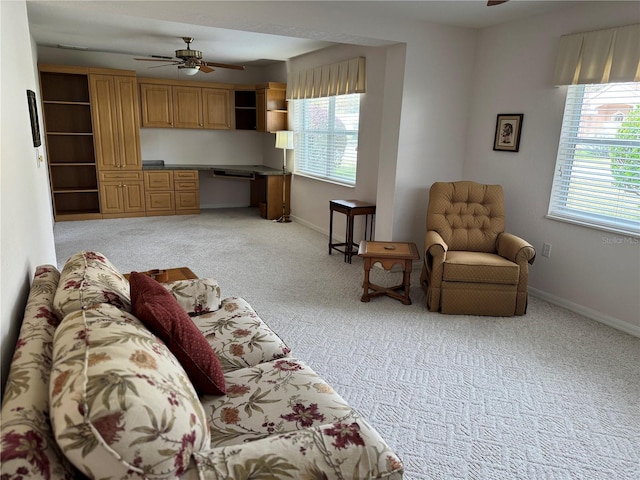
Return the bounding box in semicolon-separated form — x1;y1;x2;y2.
134;57;179;63
202;61;245;71
487;0;509;5
199;64;214;73
147;62;181;69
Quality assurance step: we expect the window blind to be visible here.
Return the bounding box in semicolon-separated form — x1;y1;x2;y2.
292;94;360;185
548;82;640;237
553;24;640;86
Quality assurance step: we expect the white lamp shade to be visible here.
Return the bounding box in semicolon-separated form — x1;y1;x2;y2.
275;131;294;150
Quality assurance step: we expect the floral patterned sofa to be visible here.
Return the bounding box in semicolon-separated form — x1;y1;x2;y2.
1;251;403;480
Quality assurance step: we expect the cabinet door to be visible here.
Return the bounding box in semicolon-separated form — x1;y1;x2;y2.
114;76;142;170
140;84;173;127
122;181;145;212
90;75;120;170
203;88;231;129
173;86;203;129
99;183;124;214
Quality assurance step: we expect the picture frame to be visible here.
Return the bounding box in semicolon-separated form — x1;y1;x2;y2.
493;113;523;152
26;89;42;147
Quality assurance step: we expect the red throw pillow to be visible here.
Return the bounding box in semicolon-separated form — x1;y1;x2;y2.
129;272;226;396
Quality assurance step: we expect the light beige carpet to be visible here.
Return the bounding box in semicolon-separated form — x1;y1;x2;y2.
54;208;640;479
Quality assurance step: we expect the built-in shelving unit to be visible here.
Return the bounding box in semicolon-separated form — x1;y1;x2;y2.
234;90;257;130
40;68;101;220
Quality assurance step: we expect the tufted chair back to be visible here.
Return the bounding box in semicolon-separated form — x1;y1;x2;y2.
427;181;505;253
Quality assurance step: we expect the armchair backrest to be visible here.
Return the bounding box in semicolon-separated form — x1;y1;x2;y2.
427;181;505;252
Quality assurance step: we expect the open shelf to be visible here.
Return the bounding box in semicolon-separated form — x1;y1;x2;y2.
234;90;257;130
40;72;91;103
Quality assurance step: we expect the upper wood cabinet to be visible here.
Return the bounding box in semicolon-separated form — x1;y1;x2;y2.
203;88;231;129
140;84;173;127
139;79;232;130
257;83;287;133
90;73;142;171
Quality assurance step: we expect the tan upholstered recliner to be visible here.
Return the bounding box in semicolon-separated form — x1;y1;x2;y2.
420;181;535;316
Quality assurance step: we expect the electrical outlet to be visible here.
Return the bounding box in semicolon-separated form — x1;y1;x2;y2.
542;242;552;258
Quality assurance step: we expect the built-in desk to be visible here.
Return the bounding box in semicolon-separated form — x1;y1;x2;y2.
142;162;290;220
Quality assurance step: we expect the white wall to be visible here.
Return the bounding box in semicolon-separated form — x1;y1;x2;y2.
1;1;57;392
464;2;640;334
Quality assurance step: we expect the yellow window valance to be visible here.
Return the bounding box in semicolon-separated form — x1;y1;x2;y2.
286;57;366;99
553;24;640;85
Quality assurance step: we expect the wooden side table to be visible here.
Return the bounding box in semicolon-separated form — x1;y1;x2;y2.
124;267;198;282
358;241;420;305
329;199;376;263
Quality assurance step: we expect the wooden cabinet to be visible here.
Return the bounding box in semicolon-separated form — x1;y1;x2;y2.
99;171;145;218
139;79;232;130
144;170;200;215
90;73;142;171
174;170;200;214
144;170;175;215
40;65;101;221
250;174;291;220
140;84;173;127
257;83;287;133
234;83;287;132
203;88;231;129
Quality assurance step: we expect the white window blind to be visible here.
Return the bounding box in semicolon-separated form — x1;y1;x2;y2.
292;94;360;186
548;82;640;237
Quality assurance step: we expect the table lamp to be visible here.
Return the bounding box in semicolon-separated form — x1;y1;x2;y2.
274;131;294;223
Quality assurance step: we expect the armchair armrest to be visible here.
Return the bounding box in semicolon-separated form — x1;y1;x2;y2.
162;277;221;316
193;419;404;479
497;232;536;265
425;230;448;256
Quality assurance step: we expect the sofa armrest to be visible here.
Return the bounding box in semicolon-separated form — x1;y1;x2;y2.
496;232;536;265
1;266;79;480
193;418;403;479
162;277;222;316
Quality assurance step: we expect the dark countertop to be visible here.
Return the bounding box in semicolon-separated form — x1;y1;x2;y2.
142;161;286;176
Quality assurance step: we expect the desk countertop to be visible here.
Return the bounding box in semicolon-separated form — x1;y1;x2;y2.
142;162;286;176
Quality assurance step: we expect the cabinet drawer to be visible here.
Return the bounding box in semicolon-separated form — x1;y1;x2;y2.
100;171;143;181
175;180;198;191
174;170;198;181
144;171;174;190
145;191;175;211
176;191;199;210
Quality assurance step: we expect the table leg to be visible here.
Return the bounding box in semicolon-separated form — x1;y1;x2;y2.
361;258;371;302
402;261;413;304
345;214;352;263
329;208;334;255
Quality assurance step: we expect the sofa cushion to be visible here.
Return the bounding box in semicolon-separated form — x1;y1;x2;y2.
49;303;210;480
53;250;130;319
162;277;221;316
443;251;520;284
130;272;226;396
192;297;291;373
193;417;404;479
200;358;358;448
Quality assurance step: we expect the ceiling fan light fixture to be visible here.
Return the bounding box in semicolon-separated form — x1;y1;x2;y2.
178;65;200;76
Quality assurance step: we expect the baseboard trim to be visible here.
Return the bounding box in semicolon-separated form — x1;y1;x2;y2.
200;203;252;210
528;287;640;338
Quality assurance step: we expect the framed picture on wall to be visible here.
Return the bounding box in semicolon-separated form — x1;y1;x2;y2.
26;89;42;147
493;113;523;152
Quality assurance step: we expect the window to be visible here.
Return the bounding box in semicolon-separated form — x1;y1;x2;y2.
548;82;640;237
292;94;360;186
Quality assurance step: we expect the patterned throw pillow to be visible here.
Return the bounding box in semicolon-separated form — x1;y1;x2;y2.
130;272;226;396
49;303;210;479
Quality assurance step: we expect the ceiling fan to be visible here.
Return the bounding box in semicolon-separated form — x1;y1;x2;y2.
135;37;245;75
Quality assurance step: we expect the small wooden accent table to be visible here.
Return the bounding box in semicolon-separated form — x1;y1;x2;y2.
358;241;420;305
329;199;376;263
124;267;198;282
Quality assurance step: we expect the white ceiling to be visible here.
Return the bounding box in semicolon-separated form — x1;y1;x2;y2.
27;1;579;67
